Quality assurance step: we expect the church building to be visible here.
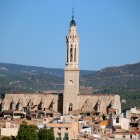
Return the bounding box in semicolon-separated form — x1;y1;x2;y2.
0;15;121;118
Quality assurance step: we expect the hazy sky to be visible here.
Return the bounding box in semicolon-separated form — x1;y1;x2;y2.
0;0;140;70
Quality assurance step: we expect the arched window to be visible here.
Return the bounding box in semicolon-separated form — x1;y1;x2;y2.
68;103;73;112
70;47;73;62
74;48;76;62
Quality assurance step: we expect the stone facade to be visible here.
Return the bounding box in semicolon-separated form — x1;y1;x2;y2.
47;122;78;140
0;93;62;117
78;94;121;115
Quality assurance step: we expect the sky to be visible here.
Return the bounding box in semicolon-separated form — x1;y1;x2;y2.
0;0;140;70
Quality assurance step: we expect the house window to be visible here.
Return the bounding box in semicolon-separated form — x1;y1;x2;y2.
57;132;61;138
116;116;119;123
64;133;69;140
65;133;68;137
68;103;73;112
123;135;125;138
65;128;68;130
58;128;61;130
87;113;90;116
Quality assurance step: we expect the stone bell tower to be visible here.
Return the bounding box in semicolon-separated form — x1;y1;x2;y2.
63;14;80;115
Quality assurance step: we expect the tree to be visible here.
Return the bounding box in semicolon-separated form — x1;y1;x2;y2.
16;122;55;140
38;128;55;140
16;122;38;140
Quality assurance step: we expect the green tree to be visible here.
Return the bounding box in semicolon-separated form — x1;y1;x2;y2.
16;122;38;140
38;128;55;140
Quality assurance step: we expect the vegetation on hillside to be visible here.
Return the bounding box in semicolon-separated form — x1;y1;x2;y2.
81;62;140;89
0;63;92;93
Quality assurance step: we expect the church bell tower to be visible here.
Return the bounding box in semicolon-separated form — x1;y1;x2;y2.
63;14;80;115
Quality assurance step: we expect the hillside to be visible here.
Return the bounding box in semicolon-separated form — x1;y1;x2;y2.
0;62;140;92
0;62;140;93
0;63;93;93
81;62;140;89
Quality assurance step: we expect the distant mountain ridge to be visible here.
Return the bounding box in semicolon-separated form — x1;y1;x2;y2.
0;62;140;93
0;63;93;93
81;62;140;89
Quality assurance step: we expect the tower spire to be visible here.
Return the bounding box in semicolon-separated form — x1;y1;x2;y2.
70;1;76;27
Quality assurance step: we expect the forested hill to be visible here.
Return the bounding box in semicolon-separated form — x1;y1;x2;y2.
0;62;140;93
81;62;140;89
0;63;93;92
